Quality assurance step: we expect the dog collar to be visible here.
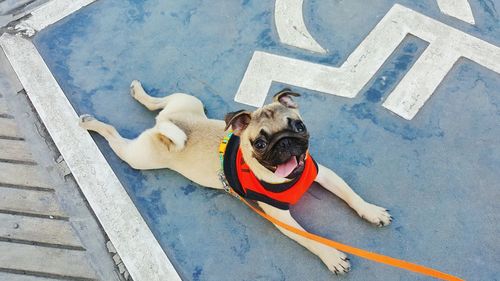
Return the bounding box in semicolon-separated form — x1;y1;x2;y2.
218;131;241;198
218;130;234;168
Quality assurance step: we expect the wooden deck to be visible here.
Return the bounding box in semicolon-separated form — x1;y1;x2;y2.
0;93;99;280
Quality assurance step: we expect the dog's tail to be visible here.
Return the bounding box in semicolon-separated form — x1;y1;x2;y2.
155;121;187;152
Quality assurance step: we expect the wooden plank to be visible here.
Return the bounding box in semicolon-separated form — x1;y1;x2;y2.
0;242;97;280
0;187;66;219
0;213;82;248
0;162;51;189
0;139;35;163
0;118;22;139
0;272;60;281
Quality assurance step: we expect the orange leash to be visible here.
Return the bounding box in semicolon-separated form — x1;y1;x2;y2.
237;196;464;281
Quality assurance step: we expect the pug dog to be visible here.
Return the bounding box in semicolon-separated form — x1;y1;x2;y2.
79;80;392;275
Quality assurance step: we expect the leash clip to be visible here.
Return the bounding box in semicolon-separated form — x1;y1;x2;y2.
218;170;240;199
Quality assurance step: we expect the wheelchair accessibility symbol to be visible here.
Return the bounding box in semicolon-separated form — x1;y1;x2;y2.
234;1;500;120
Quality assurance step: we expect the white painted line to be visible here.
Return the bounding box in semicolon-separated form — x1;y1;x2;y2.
382;5;500;119
14;0;96;36
235;51;345;106
0;33;181;281
275;0;327;54
436;0;475;25
235;4;500;120
383;43;460;119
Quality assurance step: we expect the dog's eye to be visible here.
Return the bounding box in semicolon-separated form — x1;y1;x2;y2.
254;139;267;150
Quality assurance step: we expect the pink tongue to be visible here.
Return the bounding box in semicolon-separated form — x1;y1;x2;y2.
274;157;298;178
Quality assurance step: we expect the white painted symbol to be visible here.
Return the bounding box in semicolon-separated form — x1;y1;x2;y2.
275;0;326;53
436;0;475;24
235;4;500;120
274;0;476;53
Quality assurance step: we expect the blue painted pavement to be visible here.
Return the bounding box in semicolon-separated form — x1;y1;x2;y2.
34;0;499;280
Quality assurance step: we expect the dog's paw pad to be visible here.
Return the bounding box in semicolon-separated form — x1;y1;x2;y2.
79;114;97;129
357;202;392;227
130;80;141;97
79;114;95;123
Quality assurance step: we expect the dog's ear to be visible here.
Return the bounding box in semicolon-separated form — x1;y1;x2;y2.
224;110;252;135
273;88;300;108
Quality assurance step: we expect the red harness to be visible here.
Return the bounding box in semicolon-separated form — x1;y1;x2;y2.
235;148;318;206
221;133;318;209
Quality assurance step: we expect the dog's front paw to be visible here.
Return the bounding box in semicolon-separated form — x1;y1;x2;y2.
319;249;351;275
356;201;392;227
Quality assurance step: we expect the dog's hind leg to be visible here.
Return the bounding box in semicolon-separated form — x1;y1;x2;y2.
78;114;176;170
130;80;170;111
258;202;351;275
78;114;133;161
130;80;207;118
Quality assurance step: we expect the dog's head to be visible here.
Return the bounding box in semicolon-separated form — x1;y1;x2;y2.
225;89;309;181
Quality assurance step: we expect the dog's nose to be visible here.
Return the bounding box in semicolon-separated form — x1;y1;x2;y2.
278;138;292;148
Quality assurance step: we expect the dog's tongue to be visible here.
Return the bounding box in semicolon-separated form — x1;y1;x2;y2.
274;156;298;178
